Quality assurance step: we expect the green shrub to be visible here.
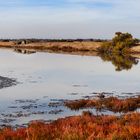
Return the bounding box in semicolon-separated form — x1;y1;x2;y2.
99;32;139;54
98;42;112;53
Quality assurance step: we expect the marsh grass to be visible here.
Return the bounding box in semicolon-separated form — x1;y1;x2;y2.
0;112;139;140
65;96;140;113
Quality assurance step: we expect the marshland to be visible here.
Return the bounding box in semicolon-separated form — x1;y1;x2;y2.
1;0;140;139
0;33;139;139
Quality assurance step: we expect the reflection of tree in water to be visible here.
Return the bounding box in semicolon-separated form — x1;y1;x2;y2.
99;53;139;71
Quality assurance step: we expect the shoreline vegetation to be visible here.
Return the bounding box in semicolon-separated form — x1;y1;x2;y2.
0;32;140;72
0;96;139;139
0;112;139;140
98;32;139;54
65;96;140;113
0;32;140;55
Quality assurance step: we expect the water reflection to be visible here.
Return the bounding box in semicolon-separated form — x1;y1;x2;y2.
14;49;36;55
0;49;140;126
99;53;139;71
13;49;139;71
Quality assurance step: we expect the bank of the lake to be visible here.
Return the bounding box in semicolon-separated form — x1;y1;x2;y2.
0;40;140;55
0;41;101;51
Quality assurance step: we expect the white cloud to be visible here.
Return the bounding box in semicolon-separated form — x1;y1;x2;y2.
0;0;140;39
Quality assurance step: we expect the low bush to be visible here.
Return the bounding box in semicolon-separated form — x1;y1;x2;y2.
65;96;140;112
0;113;139;140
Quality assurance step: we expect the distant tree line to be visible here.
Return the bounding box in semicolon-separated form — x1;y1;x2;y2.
0;38;108;44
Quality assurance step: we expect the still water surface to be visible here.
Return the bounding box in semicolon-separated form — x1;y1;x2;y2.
0;49;139;127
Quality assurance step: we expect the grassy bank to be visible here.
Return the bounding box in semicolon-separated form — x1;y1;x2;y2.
0;40;140;55
0;40;102;51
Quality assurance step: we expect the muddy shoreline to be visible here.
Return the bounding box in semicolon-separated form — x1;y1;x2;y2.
0;76;17;89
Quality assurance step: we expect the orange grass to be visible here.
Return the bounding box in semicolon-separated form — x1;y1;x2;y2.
0;112;139;140
65;96;140;112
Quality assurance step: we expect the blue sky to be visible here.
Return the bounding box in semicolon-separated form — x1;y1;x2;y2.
0;0;140;39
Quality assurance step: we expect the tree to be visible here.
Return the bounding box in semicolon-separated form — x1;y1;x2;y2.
99;32;139;54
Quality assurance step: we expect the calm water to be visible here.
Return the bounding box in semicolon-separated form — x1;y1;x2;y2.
0;49;139;127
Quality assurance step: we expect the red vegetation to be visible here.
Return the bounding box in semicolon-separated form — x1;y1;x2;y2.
0;112;139;140
65;96;140;112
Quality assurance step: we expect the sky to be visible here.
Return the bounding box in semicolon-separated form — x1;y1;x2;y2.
0;0;140;39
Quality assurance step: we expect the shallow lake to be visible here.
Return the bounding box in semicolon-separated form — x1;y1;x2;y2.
0;49;139;127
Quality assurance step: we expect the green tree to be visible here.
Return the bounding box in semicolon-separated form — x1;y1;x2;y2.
99;32;139;54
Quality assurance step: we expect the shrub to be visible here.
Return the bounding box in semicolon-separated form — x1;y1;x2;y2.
99;32;139;54
98;42;112;53
0;113;139;140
